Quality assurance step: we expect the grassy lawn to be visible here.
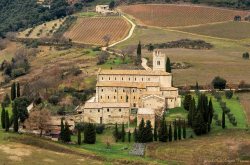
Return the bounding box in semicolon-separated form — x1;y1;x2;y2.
77;12;101;17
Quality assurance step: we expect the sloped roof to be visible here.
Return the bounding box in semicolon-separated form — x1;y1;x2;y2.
96;82;159;89
98;69;170;76
84;102;130;109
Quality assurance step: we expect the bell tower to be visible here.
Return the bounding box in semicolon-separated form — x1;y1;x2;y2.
153;50;166;72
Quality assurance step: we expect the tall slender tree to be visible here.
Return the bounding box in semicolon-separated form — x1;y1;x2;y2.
5;111;10;132
174;120;177;141
158;117;167;142
60;118;65;141
1;104;6;129
188;98;195;127
114;122;118;142
178;119;182;140
135;41;142;66
11;82;16;100
222;111;226;129
16;82;20;98
77;129;81;145
138;118;145;142
134;127;138;142
168;124;172;142
84;123;96;144
128;130;131;143
166;57;171;73
12;103;19;132
153;121;158;141
145;120;153;142
183;120;186;139
121;123;125;142
64;122;71;142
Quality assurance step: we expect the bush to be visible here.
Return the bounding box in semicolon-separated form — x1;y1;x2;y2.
225;90;233;99
11;68;26;78
242;52;249;59
212;76;227;90
96;124;105;134
48;95;60;105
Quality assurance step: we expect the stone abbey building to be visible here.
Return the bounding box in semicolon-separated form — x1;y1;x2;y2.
78;50;181;125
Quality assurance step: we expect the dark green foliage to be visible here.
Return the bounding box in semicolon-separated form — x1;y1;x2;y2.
225;90;233;99
77;129;81;145
114;123;119;142
153;121;158;141
168;124;172;142
242;52;249;59
1;104;6;129
166;57;171;73
158;117;168;142
60;118;65;141
196;81;199;91
121;123;125;142
13;104;18;132
183;121;186;139
5;110;10;132
11;82;16;100
147;43;154;52
138;118;145;142
183;94;192;111
145;120;153;142
212;76;227;90
64;122;71;142
84;123;96;144
16;82;20;97
134;127;138;142
12;97;30;123
178;119;182;140
135;41;142;66
128;131;131;143
222;111;226;129
174;120;177;141
96;124;105;134
188;98;195;127
109;1;115;10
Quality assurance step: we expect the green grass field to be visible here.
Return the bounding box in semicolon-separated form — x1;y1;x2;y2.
178;21;250;40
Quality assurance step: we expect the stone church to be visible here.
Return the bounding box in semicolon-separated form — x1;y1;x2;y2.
78;50;181;125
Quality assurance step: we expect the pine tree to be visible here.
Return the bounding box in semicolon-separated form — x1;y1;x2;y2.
158;117;167;142
168;124;172;142
84;123;96;144
1;104;6;129
77;129;81;145
5;111;10;132
222;111;226;129
114;123;118;142
121;123;125;142
153;121;158;141
64;122;71;142
134;127;138;142
11;82;16;101
166;57;171;73
178;119;182;140
174;120;177;141
183;121;186;139
60;118;65;141
16;82;20;98
128;130;131;143
135;41;142;66
145;120;153;142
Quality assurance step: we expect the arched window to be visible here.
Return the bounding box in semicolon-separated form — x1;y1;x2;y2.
157;61;160;65
119;109;121;112
107;108;109;112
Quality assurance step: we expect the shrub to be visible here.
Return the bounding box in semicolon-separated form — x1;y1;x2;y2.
242;52;249;59
48;95;60;105
225;90;233;99
96;124;105;134
11;68;26;78
212;76;227;90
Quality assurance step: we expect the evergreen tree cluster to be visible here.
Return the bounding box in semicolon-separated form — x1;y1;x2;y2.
188;94;214;135
84;123;96;144
242;52;249;59
1;103;10;132
60;118;71;143
134;118;153;143
113;123;126;142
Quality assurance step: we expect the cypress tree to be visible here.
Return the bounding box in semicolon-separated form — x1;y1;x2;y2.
84;123;96;144
11;82;16;101
16;82;20;98
5;111;10;132
77;129;81;145
60;118;65;141
134;127;138;142
193;111;205;135
153;121;158;141
166;57;171;73
183;121;186;139
1;104;6;129
114;123;118;142
196;81;199;91
158;117;167;142
64;122;71;142
168;124;172;142
188;98;195;127
12;103;19;132
145;120;153;142
135;41;142;66
128;130;131;143
178;119;182;140
174;120;177;141
222;111;226;129
121;123;125;142
138;118;145;142
183;94;192;111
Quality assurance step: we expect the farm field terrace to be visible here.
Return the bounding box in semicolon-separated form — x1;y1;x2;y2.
119;4;250;27
64;17;131;45
177;21;250;40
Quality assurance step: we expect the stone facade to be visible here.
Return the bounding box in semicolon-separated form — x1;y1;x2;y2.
78;50;181;125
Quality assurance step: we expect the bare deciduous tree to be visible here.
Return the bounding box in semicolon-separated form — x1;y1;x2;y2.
25;107;51;137
103;34;111;46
